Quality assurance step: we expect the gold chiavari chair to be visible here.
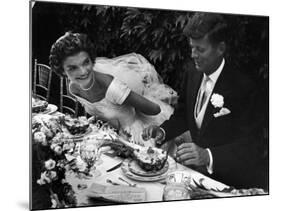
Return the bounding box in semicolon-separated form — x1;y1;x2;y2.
33;59;53;101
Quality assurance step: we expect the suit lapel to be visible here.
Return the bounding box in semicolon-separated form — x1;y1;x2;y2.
190;71;203;114
188;70;203;134
199;64;232;136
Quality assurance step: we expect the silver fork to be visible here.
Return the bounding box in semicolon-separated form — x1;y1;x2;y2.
106;179;121;186
118;177;137;187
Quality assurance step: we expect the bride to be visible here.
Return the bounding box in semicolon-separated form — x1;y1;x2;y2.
49;32;178;146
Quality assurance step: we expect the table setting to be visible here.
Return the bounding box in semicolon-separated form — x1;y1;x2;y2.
32;97;58;115
31;99;267;208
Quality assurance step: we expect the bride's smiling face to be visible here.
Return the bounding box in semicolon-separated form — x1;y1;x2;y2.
62;51;94;88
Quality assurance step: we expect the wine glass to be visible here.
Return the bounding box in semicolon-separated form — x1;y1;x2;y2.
79;142;101;178
83;136;104;166
93;139;103;166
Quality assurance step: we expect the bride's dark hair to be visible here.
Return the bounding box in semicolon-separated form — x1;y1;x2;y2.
49;32;96;76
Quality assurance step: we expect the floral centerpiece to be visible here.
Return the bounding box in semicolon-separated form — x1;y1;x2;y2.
32;114;119;209
32;114;78;208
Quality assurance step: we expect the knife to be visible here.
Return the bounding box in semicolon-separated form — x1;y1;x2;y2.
106;162;123;172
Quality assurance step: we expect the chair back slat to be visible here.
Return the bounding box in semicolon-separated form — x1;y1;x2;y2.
36;84;48;92
35;95;47;101
33;59;37;94
33;59;52;102
62;106;77;117
38;66;51;87
60;76;79;117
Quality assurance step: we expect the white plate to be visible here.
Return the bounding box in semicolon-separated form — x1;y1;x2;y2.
65;126;93;140
44;104;58;115
121;156;176;182
128;159;169;177
32;104;58;115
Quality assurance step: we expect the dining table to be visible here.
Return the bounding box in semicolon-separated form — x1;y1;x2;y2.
32;104;266;208
65;151;229;206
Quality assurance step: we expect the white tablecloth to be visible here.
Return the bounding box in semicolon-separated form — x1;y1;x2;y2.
66;153;229;206
46;111;228;205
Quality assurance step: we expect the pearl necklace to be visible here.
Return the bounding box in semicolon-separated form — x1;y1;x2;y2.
80;76;95;91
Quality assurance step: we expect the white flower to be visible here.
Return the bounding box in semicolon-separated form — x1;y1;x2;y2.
52;132;64;144
50;143;63;155
50;143;57;150
37;179;45;185
37;170;58;186
56;160;65;168
47;118;60;131
37;171;51;185
47;171;57;180
33;131;47;146
45;159;56;170
54;145;63;155
40;126;53;138
50;193;60;208
211;93;224;108
51;199;58;208
62;142;75;152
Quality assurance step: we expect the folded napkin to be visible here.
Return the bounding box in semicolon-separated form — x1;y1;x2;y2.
86;183;146;203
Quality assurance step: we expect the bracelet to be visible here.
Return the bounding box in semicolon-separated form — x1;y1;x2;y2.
155;127;166;146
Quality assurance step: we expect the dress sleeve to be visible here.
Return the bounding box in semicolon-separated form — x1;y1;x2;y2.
105;78;131;105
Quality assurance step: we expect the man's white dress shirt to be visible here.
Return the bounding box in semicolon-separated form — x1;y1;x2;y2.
194;58;225;174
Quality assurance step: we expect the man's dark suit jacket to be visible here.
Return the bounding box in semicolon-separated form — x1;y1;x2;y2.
161;61;268;189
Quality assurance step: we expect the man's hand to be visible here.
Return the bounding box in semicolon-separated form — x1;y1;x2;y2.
174;131;193;146
142;125;165;146
176;143;210;167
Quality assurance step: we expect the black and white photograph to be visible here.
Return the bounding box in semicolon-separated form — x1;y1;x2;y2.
30;0;269;210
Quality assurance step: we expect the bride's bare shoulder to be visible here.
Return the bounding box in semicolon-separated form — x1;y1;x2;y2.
94;71;114;88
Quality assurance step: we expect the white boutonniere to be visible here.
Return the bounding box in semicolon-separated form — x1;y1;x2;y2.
210;93;231;118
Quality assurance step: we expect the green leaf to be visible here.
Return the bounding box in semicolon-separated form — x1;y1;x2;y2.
81;18;91;28
82;5;92;11
96;6;107;16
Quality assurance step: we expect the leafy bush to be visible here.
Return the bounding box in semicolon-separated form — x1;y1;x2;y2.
53;4;268;93
33;2;268;94
53;4;192;90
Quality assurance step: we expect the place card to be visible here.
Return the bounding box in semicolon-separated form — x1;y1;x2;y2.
86;183;146;203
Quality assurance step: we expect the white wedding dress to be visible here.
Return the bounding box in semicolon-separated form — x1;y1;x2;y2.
69;53;178;146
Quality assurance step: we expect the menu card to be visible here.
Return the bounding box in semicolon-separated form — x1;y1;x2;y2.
86;183;146;203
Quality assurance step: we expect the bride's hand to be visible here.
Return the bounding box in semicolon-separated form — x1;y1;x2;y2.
142;125;159;140
142;125;165;146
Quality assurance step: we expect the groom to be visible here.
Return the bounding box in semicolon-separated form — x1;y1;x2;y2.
143;12;267;189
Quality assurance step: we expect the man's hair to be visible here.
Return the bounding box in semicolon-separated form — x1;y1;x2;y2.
186;12;228;45
49;32;96;76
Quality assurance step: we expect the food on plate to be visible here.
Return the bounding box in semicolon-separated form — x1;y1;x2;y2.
101;140;135;158
32;98;48;113
63;115;89;135
102;135;168;171
133;146;168;171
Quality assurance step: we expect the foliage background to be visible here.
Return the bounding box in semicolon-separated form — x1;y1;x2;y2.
32;1;268;135
33;2;268;92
